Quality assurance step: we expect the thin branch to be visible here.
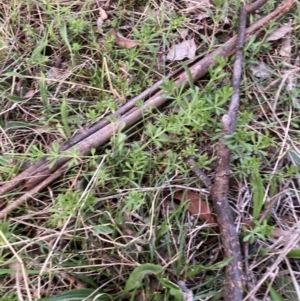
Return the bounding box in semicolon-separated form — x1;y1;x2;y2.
246;0;269;13
210;5;247;301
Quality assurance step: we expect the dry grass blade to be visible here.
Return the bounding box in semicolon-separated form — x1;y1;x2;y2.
244;230;300;300
0;231;32;301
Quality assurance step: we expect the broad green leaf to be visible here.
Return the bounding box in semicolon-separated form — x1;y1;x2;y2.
0;268;41;275
39;72;49;112
3;72;25;78
124;264;163;293
251;169;264;220
93;224;114;235
0;156;10;167
6;95;27;102
287;249;300;259
159;278;182;301
30;37;48;61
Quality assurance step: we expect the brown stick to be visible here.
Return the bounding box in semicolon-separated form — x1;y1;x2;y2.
246;0;268;13
208;1;298;299
210;4;247;301
0;162;70;219
0;0;296;218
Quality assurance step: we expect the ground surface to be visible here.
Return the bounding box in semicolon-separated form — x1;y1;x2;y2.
0;0;300;300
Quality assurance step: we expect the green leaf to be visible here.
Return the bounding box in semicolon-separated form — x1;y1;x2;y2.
3;121;35;130
6;95;27;102
159;278;182;301
182;63;194;89
93;224;114;235
0;268;41;275
267;284;285;301
251;168;264;220
186;257;232;278
60;97;71;139
3;72;25;78
287;249;300;259
124;264;163;293
31;37;48;58
60;23;74;64
0;156;10;167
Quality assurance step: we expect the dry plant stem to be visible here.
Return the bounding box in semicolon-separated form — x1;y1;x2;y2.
258;180;291;223
0;231;33;301
186;157;212;188
0;162;70;219
210;6;247;301
0;0;296;217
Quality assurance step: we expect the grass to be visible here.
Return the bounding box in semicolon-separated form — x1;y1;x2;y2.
1;0;300;300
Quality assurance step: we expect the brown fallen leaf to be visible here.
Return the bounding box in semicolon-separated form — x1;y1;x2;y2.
24;88;36;99
174;191;215;224
193;12;209;21
46;66;70;84
270;227;300;249
279;33;292;57
182;0;212;14
110;30;141;49
249;62;271;79
266;25;293;42
97;7;108;31
166;39;197;61
60;272;86;289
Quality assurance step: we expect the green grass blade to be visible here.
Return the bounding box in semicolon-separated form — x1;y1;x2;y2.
251;168;264;220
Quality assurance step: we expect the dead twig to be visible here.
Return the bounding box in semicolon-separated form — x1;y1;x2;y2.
208;1;299;300
0;0;296;219
210;4;247;301
245;0;268;13
186;157;212;188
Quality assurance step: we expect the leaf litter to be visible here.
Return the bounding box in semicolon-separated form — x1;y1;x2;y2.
110;30;141;49
96;7;108;31
266;24;293;42
249;61;271;79
166;39;197;61
174;191;215;224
